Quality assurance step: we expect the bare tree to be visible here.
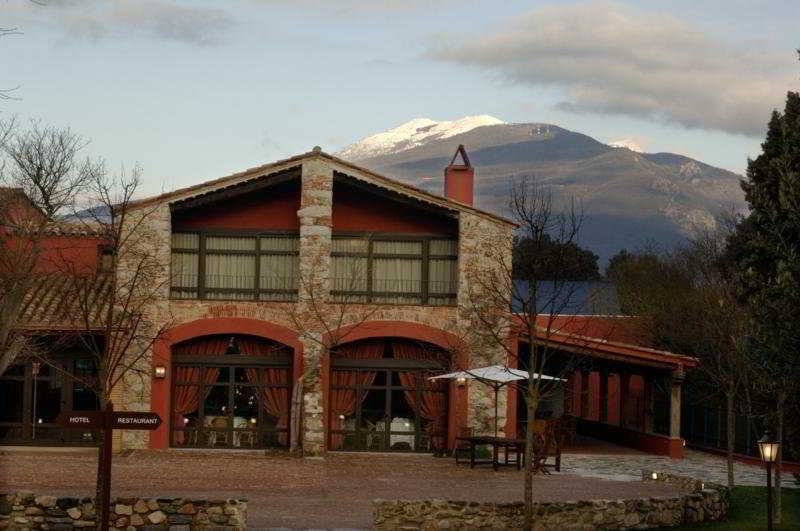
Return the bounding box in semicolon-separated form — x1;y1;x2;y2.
62;164;173;528
462;176;597;529
285;238;381;455
0;119;97;375
1;26;22;101
609;223;752;488
1;121;171;527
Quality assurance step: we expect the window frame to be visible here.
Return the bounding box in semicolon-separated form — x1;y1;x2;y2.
170;356;292;449
170;228;300;302
96;244;116;274
331;232;458;306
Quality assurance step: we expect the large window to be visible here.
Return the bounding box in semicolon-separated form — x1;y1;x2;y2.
170;232;299;301
331;235;458;305
329;340;449;452
171;335;292;449
0;356;100;446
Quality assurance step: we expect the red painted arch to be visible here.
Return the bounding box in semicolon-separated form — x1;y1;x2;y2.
330;320;467;355
149;317;303;449
322;320;469;450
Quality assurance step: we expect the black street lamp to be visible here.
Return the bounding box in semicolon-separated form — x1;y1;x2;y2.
758;430;780;531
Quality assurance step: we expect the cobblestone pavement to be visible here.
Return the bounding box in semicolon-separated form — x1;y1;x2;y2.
562;446;799;488
1;442;795;529
1;449;681;529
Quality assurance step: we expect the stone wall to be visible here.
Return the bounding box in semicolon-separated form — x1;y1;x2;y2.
0;492;246;530
373;472;729;530
457;211;514;436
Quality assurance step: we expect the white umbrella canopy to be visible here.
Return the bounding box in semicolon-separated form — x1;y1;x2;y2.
429;365;565;437
430;364;564;384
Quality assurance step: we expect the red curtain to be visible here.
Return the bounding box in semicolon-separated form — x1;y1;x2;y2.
329;341;385;450
171;337;228;444
172;366;221;444
392;342;448;451
238;337;291;445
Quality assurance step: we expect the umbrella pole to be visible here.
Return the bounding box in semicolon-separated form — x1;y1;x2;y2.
494;384;499;438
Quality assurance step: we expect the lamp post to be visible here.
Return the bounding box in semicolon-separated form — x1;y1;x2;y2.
758;430;780;531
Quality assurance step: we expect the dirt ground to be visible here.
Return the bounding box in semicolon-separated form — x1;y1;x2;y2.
0;449;681;529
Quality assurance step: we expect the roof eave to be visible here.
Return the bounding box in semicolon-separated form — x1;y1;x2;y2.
125;150;518;228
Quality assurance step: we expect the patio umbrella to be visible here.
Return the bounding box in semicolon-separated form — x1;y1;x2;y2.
430;365;564;437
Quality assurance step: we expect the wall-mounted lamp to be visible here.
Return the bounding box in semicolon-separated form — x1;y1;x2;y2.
456;377;467;386
651;472;659;480
154;366;167;379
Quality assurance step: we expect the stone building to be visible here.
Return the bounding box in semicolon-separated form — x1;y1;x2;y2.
1;147;696;458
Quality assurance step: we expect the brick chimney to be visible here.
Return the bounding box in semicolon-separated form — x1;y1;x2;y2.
444;144;474;206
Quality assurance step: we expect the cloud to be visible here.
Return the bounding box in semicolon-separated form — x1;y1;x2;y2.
428;2;794;137
363;58;394;71
251;0;453;14
9;0;235;46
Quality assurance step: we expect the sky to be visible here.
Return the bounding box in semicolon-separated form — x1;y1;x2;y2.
2;0;798;197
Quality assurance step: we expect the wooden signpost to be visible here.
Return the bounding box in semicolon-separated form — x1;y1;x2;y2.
57;404;162;531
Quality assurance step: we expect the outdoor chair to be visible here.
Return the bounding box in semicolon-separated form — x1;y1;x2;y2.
534;420;562;473
553;415;577;448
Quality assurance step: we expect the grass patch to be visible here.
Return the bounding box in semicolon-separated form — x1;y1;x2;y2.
671;486;800;530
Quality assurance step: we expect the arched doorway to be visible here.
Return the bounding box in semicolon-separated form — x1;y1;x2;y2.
328;338;449;452
170;334;292;449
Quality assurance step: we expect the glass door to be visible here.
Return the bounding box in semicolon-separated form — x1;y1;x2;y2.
330;367;447;452
171;364;290;449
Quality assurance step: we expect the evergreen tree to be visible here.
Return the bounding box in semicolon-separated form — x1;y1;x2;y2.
512;234;600;280
729;55;800;523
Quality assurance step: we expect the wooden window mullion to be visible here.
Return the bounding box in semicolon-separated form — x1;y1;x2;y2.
198;232;207;300
367;239;374;303
254;236;262;296
22;363;32;441
421;240;430;305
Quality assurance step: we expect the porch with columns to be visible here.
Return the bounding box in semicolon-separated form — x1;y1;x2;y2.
506;323;696;459
567;363;687;458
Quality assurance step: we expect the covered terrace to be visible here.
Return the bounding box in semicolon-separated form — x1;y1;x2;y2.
508;316;698;459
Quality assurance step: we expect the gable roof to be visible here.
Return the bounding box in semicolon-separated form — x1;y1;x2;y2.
128;149;516;227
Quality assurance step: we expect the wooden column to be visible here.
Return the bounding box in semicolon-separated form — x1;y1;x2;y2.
619;373;630;428
643;375;654;433
580;370;590;419
599;369;609;424
670;368;685;439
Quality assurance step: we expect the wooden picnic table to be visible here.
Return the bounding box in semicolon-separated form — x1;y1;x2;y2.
455;435;555;474
456;435;525;471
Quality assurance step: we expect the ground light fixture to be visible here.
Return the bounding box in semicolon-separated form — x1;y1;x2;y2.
758;430;780;531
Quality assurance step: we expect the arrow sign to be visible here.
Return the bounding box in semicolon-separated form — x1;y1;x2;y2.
110;412;162;430
56;411;162;430
56;411;103;429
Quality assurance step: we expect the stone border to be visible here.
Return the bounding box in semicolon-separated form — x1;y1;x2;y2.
373;472;729;530
0;492;246;530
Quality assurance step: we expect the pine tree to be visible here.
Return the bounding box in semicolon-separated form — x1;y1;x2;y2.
730;54;800;524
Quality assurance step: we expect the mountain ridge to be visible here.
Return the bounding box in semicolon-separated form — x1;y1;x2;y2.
336;118;746;266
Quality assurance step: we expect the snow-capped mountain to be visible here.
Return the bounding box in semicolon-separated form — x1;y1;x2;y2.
337;115;505;160
337;117;745;267
608;138;645;153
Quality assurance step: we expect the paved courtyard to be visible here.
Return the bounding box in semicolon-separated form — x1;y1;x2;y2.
0;440;794;529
